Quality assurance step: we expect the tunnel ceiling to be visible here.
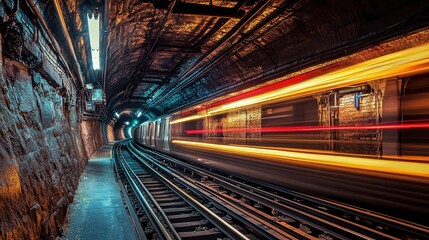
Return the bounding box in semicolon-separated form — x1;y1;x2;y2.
52;0;429;121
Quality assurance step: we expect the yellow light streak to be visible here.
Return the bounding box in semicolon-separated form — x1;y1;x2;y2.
173;140;429;180
211;43;429;114
170;114;206;124
173;43;429;122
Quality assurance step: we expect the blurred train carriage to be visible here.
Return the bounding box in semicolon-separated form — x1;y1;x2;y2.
134;72;429;158
132;48;429;224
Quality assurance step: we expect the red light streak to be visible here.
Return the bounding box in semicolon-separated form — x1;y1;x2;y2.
195;64;342;113
185;121;429;134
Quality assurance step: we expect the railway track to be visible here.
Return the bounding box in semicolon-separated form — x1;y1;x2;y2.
114;140;429;239
114;141;249;239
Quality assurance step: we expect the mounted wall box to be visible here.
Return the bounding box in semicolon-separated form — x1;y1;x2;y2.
85;84;93;90
85;101;95;112
92;88;103;103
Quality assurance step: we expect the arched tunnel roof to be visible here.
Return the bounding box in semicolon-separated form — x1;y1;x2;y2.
44;0;429;126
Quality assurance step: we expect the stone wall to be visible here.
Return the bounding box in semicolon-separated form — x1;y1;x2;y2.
107;124;115;143
0;4;104;239
81;121;104;157
0;55;89;239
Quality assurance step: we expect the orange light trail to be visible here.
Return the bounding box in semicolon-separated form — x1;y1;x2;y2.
173;140;429;179
184;121;429;134
171;42;429;124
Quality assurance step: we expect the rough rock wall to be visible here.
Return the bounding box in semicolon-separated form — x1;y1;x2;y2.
81;121;104;157
107;124;115;143
0;35;103;240
0;54;79;239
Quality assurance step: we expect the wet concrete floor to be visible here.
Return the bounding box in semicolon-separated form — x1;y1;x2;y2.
62;144;136;240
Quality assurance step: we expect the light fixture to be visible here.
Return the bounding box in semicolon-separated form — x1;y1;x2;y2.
87;12;100;70
114;112;120;118
125;121;130;125
127;127;132;138
137;111;142;117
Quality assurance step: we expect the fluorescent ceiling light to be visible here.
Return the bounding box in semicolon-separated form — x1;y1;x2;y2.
87;13;100;70
114;112;120;118
137;111;142;117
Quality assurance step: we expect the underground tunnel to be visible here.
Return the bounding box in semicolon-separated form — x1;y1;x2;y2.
1;0;429;239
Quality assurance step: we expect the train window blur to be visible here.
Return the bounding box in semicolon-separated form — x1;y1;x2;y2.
150;122;156;146
156;121;161;138
262;97;318;149
142;123;147;144
401;73;429;156
173;119;204;141
163;117;170;151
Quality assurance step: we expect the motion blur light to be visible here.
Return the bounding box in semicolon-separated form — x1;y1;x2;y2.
87;13;100;70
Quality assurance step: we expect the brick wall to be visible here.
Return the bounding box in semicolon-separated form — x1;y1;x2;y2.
337;93;380;155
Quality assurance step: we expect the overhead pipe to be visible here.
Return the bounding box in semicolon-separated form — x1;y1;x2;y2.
153;1;245;18
25;0;81;87
102;0;110;95
121;0;177;102
150;0;307;114
101;0;111;122
152;0;271;105
177;0;303;91
52;0;85;87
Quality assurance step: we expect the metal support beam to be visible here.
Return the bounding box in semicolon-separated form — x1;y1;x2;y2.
145;70;171;76
157;44;201;54
25;0;84;87
52;0;85;87
139;79;168;84
121;0;177;104
153;1;245;19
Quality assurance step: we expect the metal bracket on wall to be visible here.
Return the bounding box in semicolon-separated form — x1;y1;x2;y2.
354;92;369;110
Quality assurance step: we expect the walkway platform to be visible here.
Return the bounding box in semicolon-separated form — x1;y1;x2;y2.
62;144;136;240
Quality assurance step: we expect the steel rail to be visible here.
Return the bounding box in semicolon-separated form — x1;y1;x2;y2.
131;142;429;239
121;143;181;240
129;143;343;239
114;142;173;240
112;144;147;239
128;143;290;240
125;143;250;240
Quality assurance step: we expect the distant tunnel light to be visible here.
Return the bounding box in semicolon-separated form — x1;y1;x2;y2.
127;127;132;138
87;13;100;70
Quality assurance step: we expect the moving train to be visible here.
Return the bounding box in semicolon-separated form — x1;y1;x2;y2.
134;43;429;160
133;43;429;224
